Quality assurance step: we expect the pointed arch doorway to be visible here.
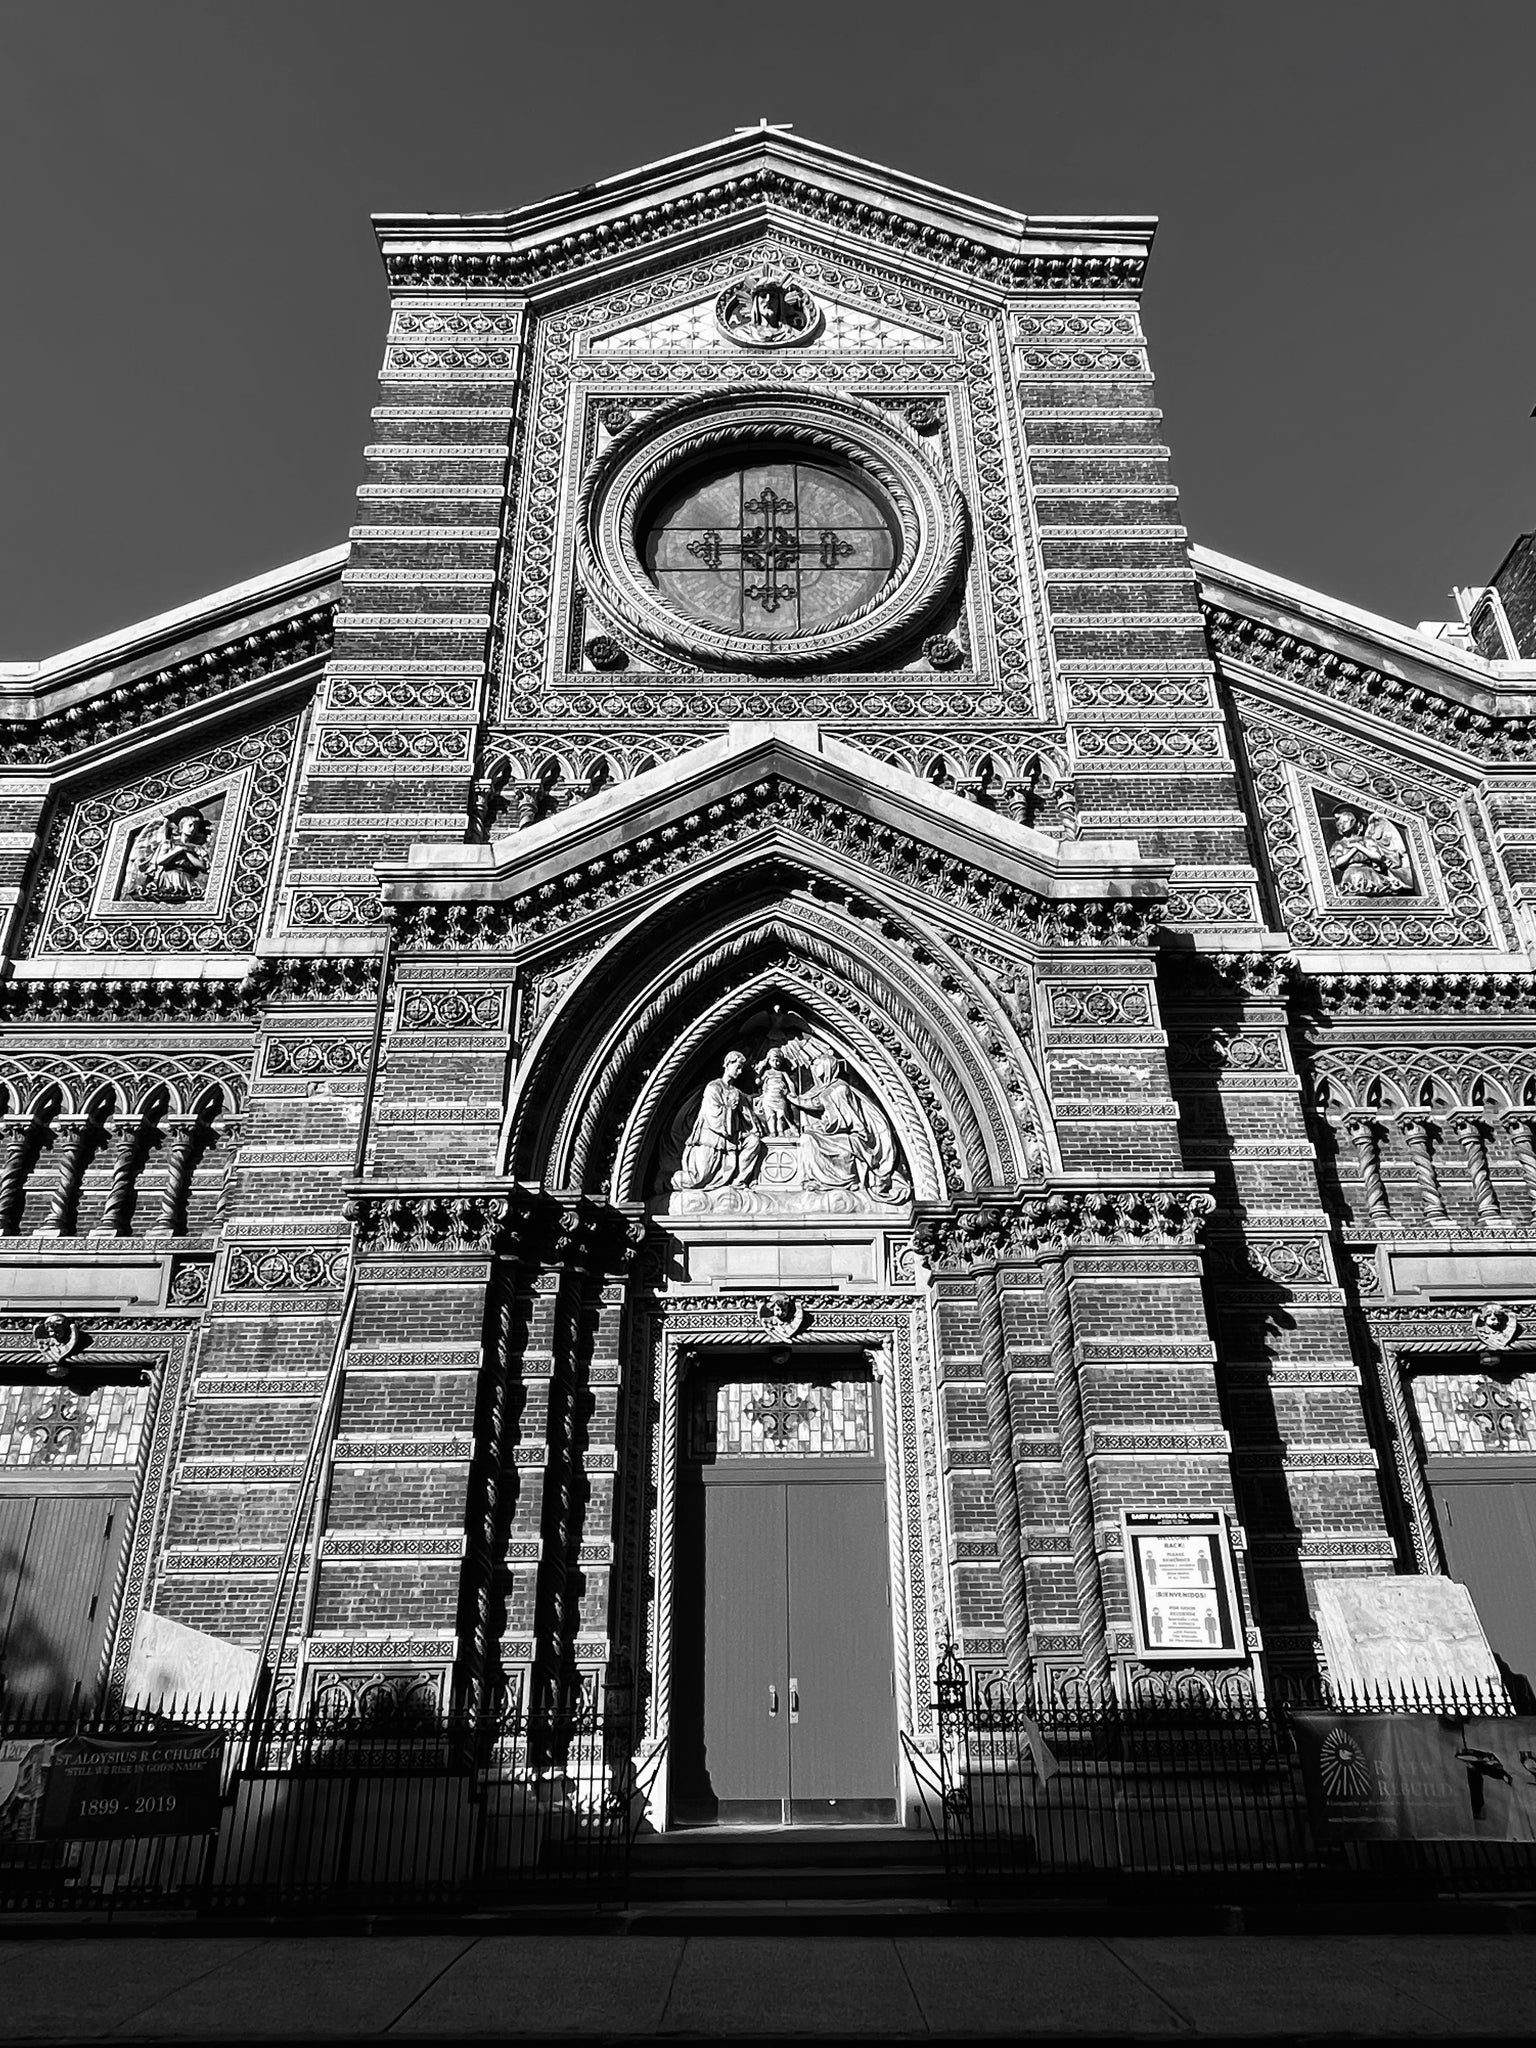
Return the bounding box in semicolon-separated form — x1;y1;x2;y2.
669;1352;899;1827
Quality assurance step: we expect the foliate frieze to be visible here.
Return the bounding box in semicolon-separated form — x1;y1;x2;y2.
344;1192;512;1255
913;1188;1214;1270
25;719;296;957
1301;970;1536;1017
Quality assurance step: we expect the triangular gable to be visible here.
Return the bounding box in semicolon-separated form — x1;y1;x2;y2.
382;722;1165;945
588;282;953;359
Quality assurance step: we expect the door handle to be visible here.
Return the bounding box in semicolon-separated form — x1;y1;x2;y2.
768;1684;779;1717
789;1679;800;1724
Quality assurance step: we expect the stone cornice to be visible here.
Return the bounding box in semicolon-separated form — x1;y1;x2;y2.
0;955;379;1023
1197;548;1536;762
0;575;337;769
376;134;1152;298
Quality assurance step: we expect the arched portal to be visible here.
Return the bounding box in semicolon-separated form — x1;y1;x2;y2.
499;879;1046;1825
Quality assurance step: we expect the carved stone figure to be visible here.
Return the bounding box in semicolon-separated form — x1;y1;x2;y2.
791;1050;911;1202
715;272;820;347
666;1033;912;1207
672;1051;764;1190
1327;804;1415;896
126;806;214;904
755;1049;795;1135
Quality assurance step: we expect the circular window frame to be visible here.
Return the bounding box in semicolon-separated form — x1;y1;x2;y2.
575;394;967;674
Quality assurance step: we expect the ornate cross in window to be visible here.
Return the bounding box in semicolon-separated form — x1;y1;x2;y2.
686;486;853;615
749;1381;817;1441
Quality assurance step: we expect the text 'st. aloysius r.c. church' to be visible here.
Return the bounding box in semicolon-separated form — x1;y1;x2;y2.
6;130;1536;1820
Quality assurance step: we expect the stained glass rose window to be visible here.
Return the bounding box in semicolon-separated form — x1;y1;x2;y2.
640;455;899;639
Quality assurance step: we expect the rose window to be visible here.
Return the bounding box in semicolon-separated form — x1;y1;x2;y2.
640;456;899;639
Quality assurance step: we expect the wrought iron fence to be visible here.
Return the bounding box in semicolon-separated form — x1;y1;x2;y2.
902;1649;1535;1899
0;1686;662;1915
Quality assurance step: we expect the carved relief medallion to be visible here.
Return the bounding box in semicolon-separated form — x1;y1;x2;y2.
715;271;823;348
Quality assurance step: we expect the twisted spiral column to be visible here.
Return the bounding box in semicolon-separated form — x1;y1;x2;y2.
39;1106;110;1236
1500;1115;1536;1211
1451;1115;1500;1222
1343;1116;1391;1223
1397;1116;1450;1225
971;1250;1031;1688
0;1122;41;1235
1044;1253;1110;1695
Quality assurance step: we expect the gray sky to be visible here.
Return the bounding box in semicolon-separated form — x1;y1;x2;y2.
3;0;1533;658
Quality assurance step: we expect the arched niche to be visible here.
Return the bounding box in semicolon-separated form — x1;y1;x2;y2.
502;883;1054;1200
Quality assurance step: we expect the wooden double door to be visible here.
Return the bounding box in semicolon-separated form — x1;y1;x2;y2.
0;1490;130;1709
1429;1456;1536;1705
670;1364;898;1827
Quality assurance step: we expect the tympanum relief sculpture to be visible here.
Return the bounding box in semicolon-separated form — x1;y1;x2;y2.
662;1033;912;1213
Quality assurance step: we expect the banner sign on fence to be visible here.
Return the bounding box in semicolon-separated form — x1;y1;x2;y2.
37;1733;224;1841
1293;1712;1536;1841
0;1738;57;1843
1455;1719;1536;1842
1291;1713;1471;1839
1122;1510;1243;1661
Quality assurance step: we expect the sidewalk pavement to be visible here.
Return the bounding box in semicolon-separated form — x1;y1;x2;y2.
2;1929;1536;2040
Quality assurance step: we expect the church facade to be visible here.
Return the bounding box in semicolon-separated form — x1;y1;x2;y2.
4;131;1535;1822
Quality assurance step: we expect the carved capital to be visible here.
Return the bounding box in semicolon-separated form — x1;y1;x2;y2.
345;1190;514;1256
914;1187;1214;1268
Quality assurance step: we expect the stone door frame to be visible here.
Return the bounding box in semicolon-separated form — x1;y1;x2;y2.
626;1286;945;1828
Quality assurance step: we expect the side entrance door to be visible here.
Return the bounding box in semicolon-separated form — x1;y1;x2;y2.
0;1490;131;1710
1428;1454;1536;1704
671;1363;898;1826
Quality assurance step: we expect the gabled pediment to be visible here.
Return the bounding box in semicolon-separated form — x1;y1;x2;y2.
374;129;1154;300
380;722;1167;943
0;547;341;770
587;279;953;358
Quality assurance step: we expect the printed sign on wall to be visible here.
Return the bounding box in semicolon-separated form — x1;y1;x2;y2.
1122;1510;1243;1661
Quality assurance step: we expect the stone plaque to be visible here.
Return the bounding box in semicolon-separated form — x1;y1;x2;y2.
1314;1575;1503;1701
